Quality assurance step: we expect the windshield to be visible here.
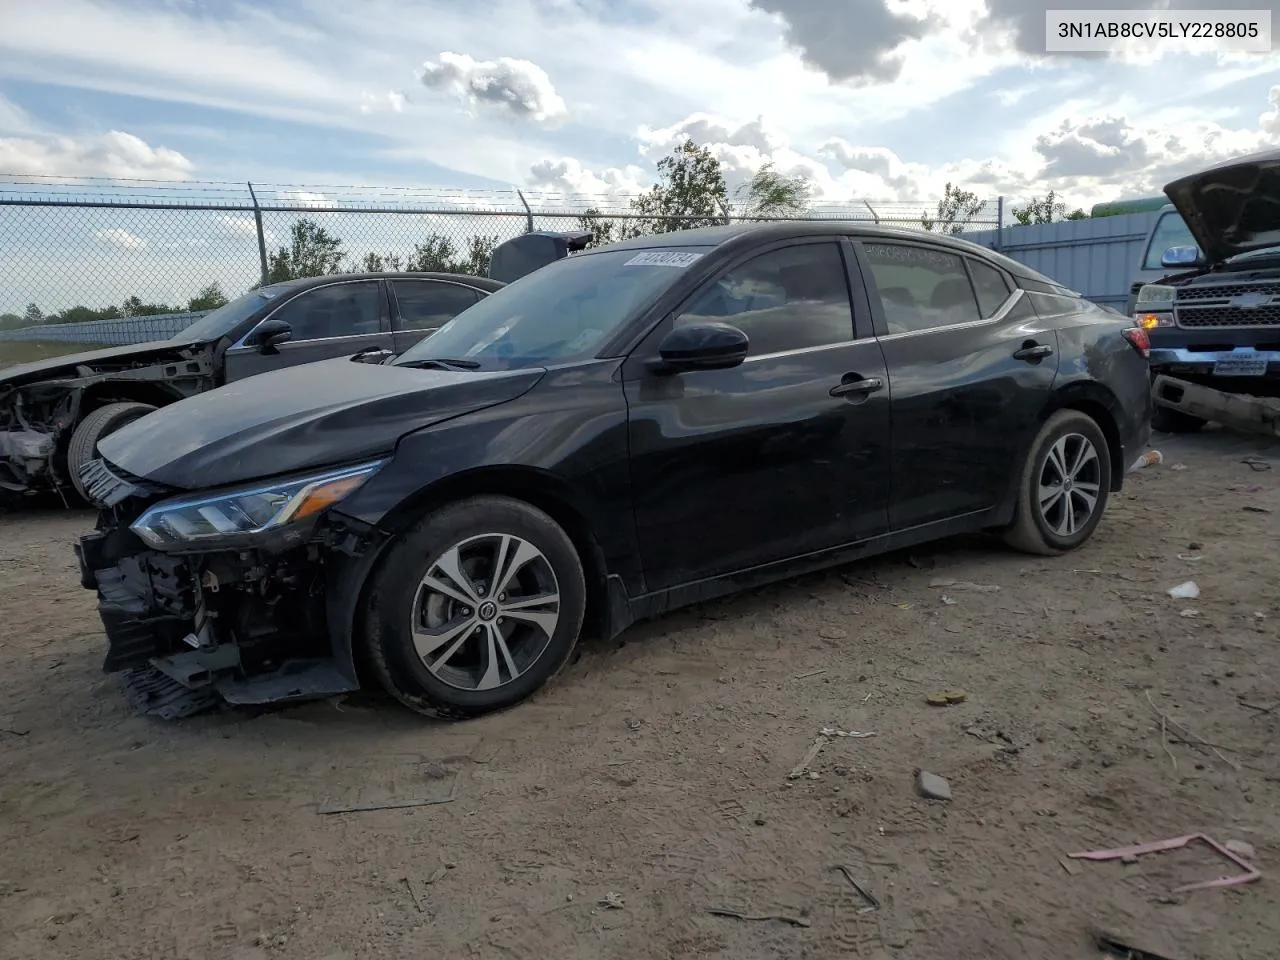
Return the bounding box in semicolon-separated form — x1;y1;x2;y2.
1142;212;1198;269
394;246;714;370
171;287;287;342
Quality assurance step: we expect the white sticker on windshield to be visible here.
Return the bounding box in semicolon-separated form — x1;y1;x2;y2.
623;251;704;268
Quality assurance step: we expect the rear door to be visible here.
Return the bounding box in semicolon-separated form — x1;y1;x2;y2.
389;279;485;353
854;239;1060;530
223;279;392;382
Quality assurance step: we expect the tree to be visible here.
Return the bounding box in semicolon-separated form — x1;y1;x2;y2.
460;235;499;276
921;182;986;235
264;218;345;283
0;313;23;330
631;138;732;234
188;282;229;311
122;295;178;317
360;252;404;272
1064;207;1089;221
405;235;459;272
734;161;811;220
1012;191;1090;225
23;303;42;325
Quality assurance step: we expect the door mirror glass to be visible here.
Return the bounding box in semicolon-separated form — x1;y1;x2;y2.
1160;245;1203;269
654;322;749;372
250;318;293;355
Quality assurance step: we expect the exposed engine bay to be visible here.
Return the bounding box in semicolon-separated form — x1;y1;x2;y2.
0;344;214;498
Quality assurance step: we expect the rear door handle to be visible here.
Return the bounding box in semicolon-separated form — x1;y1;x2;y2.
830;376;884;398
1013;343;1054;362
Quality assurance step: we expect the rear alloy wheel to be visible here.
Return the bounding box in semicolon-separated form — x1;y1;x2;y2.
1004;409;1112;556
67;401;158;503
364;496;586;719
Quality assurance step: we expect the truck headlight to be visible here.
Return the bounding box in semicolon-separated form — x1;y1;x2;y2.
1135;283;1176;306
130;460;385;549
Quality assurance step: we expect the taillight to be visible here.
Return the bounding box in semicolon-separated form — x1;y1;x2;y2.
1122;326;1150;358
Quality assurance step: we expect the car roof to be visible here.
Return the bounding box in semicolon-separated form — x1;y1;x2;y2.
591;221;1064;289
262;272;505;296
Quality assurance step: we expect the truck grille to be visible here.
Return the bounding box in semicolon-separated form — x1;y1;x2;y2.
1175;281;1280;329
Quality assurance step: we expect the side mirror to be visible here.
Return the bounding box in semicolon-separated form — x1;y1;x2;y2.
1161;245;1204;269
652;322;749;373
249;318;293;355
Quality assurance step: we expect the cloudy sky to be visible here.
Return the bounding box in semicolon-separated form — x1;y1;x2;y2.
1;0;1278;214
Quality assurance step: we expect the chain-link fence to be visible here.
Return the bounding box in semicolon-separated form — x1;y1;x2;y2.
0;177;1004;346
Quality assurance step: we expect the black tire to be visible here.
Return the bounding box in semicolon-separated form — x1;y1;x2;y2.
1151;405;1206;434
363;495;587;720
1004;409;1113;556
67;401;157;502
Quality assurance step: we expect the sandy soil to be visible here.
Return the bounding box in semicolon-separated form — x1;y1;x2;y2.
2;428;1279;960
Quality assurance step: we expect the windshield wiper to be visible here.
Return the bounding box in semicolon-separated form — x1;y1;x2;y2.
398;357;482;370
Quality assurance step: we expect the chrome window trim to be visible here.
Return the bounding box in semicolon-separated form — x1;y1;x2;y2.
874;288;1026;342
231;278;387;349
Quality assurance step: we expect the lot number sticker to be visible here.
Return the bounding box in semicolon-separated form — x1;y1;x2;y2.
623;251;704;268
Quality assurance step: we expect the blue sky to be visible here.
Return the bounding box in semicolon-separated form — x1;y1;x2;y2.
0;0;1278;313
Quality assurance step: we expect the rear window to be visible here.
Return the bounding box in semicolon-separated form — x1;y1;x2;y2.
1143;212;1197;269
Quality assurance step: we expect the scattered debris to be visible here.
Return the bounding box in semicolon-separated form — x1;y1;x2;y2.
924;690;968;706
1169;463;1187;471
403;877;426;913
1146;690;1240;771
787;728;877;780
1243;504;1272;513
831;865;879;911
793;669;826;680
1166;581;1200;600
1092;926;1181;960
940;595;957;605
1225;839;1257;860
598;892;624;909
1059;857;1083;876
893;602;913;610
1242;456;1272;471
819;626;849;640
0;726;29;737
1068;833;1261;893
928;578;1000;592
317;776;458;815
1178;609;1199;619
1130;449;1163;471
707;907;810;928
1238;698;1280;717
1176;553;1202;562
916;770;952;801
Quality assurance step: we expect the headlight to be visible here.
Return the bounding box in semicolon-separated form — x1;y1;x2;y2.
1134;311;1173;329
1135;283;1176;306
130;460;385;549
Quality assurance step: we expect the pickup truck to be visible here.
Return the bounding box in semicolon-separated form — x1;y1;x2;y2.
1130;148;1280;433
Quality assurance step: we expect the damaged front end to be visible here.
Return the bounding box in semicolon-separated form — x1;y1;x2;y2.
74;456;389;718
0;381;71;496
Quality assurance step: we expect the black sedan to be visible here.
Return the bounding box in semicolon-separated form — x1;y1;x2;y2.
73;222;1152;720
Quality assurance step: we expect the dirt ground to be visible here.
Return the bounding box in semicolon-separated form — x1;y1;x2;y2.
2;429;1279;960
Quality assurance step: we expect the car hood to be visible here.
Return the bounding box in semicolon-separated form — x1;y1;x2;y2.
97;355;544;490
0;338;203;387
1163;148;1280;264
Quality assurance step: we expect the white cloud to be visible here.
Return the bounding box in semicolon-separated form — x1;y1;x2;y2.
1261;84;1280;135
526;157;649;202
94;228;147;251
0;130;194;179
359;89;408;114
275;189;329;207
418;51;567;123
216;215;277;244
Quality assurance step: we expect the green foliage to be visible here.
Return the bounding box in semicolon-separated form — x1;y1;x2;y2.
23;303;42;324
264;218;345;283
1012;191;1088;225
0;313;23;330
188;282;229;311
735;161;811;220
921;182;986;235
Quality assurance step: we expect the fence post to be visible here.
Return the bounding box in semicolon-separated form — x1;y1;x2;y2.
995;196;1005;251
516;190;535;234
247;182;269;285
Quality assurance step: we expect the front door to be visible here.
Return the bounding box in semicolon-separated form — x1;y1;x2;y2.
223;279;393;382
389;278;485;353
624;239;892;592
855;240;1061;530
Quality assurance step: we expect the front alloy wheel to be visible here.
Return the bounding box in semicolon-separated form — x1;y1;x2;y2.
1035;433;1102;538
364;495;586;719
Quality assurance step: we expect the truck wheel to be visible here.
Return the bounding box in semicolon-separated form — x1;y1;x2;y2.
1152;405;1206;434
1004;409;1112;557
363;495;587;720
67;401;158;502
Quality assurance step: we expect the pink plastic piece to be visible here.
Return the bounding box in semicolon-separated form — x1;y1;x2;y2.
1068;833;1261;892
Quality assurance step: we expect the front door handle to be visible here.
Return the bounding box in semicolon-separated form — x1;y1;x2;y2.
830;376;884;398
1013;343;1054;362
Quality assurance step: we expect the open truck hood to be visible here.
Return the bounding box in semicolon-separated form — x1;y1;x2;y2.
1163;148;1280;265
97;355;543;490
